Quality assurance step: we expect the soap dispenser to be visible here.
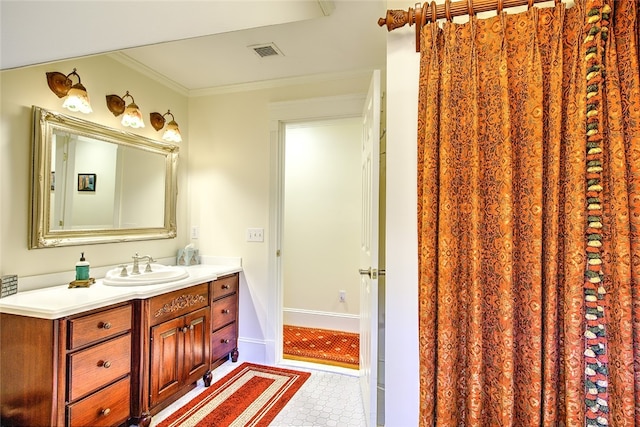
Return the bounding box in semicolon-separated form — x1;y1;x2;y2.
75;252;90;281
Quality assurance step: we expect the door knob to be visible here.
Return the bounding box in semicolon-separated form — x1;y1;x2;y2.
359;268;378;279
359;268;385;279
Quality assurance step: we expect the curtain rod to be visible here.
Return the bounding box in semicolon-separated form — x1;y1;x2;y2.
378;0;562;52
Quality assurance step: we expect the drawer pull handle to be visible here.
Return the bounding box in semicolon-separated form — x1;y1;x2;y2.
101;408;111;416
102;361;111;368
101;322;112;330
221;339;230;344
222;309;230;314
221;284;230;289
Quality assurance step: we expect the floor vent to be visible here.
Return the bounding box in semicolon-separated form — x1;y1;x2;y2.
249;43;284;58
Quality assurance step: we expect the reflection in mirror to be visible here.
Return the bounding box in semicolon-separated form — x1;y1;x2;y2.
31;106;179;248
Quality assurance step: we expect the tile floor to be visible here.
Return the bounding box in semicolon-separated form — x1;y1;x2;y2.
150;359;366;427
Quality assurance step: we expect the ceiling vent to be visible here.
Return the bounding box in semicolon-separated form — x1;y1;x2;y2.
249;43;284;58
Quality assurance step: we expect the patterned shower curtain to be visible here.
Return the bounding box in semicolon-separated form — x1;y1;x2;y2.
417;0;639;425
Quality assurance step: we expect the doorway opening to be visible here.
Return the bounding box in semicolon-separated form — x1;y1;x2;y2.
267;78;383;426
267;93;368;376
281;118;362;371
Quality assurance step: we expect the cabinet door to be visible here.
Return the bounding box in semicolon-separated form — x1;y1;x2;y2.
150;317;182;407
183;307;210;385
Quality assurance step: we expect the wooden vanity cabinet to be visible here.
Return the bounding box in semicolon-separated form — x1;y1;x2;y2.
209;273;239;368
0;302;133;427
1;274;239;427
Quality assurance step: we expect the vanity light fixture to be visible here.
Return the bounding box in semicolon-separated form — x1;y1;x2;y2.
105;91;145;128
45;68;93;114
150;110;182;143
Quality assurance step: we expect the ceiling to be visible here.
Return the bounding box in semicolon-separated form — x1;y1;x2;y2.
1;1;388;92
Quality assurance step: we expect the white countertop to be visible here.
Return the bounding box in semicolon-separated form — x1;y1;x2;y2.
0;264;242;320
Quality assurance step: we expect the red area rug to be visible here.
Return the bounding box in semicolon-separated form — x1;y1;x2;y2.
283;325;359;369
156;363;310;427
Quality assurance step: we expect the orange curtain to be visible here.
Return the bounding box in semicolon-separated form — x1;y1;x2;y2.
417;0;639;425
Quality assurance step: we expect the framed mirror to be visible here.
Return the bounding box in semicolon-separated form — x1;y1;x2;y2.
29;106;179;248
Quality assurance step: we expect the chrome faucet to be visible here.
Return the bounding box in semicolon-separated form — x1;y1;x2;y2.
132;253;155;274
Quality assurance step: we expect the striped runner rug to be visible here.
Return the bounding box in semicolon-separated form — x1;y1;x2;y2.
156;363;310;427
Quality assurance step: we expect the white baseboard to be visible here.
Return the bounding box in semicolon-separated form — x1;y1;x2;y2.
237;337;267;364
283;308;359;333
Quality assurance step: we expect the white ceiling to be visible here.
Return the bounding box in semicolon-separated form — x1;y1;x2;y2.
1;1;388;92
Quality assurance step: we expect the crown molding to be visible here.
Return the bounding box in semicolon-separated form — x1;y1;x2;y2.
107;52;189;96
189;68;377;97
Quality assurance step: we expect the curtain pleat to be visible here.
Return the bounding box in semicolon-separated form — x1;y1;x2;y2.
417;0;639;425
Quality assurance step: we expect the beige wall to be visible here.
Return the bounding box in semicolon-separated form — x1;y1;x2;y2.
0;55;189;278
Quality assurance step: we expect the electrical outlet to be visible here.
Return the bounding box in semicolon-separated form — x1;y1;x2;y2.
339;290;346;302
191;226;199;239
246;228;264;242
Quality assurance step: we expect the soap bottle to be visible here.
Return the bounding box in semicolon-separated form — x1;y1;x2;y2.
75;252;90;281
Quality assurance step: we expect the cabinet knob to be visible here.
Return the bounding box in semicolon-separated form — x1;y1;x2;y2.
221;339;230;344
101;322;112;330
222;309;230;314
182;326;188;333
101;408;111;416
221;284;230;289
102;360;111;368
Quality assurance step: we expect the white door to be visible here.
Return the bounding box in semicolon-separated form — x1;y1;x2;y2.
359;69;381;427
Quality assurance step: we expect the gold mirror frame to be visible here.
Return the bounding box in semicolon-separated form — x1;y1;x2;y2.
29;106;179;248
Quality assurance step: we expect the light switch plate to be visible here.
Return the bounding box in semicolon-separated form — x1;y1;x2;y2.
246;228;264;242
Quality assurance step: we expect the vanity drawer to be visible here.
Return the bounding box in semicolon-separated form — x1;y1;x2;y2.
211;274;238;300
150;283;209;326
68;304;132;350
68;334;131;401
211;323;237;361
67;375;130;427
211;296;237;331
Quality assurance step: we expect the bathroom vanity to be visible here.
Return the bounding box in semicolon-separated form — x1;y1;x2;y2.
0;264;241;427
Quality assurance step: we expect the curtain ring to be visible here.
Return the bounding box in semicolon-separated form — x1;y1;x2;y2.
497;0;503;14
430;0;438;22
467;0;474;16
445;0;452;21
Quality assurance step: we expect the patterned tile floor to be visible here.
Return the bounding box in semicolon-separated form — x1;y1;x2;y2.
150;359;366;427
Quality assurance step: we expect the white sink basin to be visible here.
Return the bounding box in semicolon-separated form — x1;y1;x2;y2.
102;264;189;286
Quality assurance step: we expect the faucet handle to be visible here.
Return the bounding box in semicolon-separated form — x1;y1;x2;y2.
118;264;129;277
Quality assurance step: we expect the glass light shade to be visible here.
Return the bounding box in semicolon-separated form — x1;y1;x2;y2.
162;120;182;142
121;103;145;128
62;84;92;114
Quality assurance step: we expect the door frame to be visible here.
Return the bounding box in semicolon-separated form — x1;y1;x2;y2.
267;93;367;367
